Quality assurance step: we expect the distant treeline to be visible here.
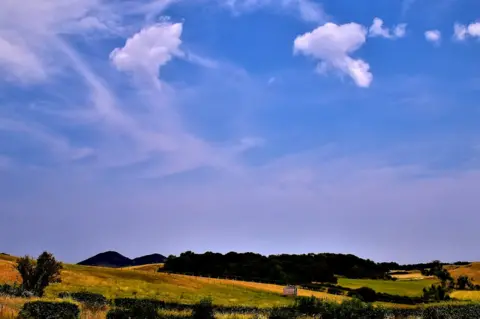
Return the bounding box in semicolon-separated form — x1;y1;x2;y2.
379;260;470;271
161;251;395;284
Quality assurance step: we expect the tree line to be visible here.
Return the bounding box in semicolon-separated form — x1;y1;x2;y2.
161;251;394;284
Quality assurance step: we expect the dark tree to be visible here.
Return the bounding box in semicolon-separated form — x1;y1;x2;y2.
16;251;62;297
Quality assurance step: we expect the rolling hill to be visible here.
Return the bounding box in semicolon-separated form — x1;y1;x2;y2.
77;251;166;268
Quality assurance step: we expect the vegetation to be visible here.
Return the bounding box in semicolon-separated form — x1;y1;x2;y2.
162;252;394;285
16;252;62;297
18;301;79;319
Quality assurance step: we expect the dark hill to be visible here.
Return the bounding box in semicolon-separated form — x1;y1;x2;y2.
78;251;166;268
133;253;166;265
78;251;132;267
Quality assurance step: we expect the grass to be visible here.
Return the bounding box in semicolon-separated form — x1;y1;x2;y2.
446;262;480;282
337;278;436;297
123;263;164;272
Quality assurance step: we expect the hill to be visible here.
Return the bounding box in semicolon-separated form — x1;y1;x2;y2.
133;253;166;265
77;251;166;268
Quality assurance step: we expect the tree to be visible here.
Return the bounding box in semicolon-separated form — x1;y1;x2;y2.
457;275;474;290
16;251;62;297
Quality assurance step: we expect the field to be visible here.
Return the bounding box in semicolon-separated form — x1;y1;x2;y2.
0;254;344;309
2;254;480;318
337;278;437;297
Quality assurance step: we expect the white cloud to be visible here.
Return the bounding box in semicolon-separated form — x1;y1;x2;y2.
0;36;47;83
110;23;183;76
425;30;441;45
454;22;480;41
468;22;480;37
294;22;372;88
369;18;407;39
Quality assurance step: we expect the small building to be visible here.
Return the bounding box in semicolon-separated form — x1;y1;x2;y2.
283;285;298;296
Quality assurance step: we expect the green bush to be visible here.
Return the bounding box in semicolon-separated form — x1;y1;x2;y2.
192;298;215;319
268;307;296;319
0;283;33;298
18;301;79;319
294;296;320;315
327;286;344;295
347;286;377;302
59;291;107;310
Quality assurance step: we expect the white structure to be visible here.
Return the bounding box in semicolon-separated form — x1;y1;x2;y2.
283;285;298;296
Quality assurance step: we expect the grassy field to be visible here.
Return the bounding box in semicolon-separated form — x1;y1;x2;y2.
0;255;345;309
2;253;480;318
446;263;480;283
337;278;437;297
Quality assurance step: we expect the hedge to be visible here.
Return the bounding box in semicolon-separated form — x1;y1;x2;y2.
58;291;108;309
0;283;33;298
18;301;79;319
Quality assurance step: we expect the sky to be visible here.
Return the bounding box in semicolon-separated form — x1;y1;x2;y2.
0;0;479;265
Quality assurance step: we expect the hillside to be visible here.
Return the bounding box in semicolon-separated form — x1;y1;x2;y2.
77;251;166;268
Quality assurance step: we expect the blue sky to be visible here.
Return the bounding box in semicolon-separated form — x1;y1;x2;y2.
0;0;479;264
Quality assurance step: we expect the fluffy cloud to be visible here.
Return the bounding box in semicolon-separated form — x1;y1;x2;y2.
110;23;183;76
425;30;441;45
454;22;480;41
369;18;407;39
294;22;372;88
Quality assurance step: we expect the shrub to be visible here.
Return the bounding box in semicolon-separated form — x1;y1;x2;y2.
16;252;62;297
268;307;296;319
347;286;377;302
112;298;166;310
335;299;385;319
294;296;319;315
327;286;344;295
18;301;79;319
0;283;33;298
192;298;215;319
59;291;108;310
422;284;450;302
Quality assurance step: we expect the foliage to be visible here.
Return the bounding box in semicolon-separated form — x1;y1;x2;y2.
422;284;450;302
16;251;62;297
192;297;215;319
0;283;33;298
59;291;108;310
163;251;394;285
293;296;320;315
18;301;79;319
268;307;296;319
348;286;377;302
456;275;475;290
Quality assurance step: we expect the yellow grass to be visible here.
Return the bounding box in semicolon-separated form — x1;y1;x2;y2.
450;290;480;301
0;255;339;308
445;263;480;283
122;263;164;272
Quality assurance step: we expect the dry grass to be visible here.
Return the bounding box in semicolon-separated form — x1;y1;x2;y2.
123;263;164;272
450;290;480;301
445;263;480;283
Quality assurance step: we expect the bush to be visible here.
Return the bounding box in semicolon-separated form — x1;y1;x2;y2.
59;291;107;310
268;307;296;319
327;286;344;295
16;252;62;297
294;296;320;315
18;301;79;319
347;286;377;302
192;298;215;319
422;284;450;302
112;298;166;310
0;283;33;298
335;299;386;319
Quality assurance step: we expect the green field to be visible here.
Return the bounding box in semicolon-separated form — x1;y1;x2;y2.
337;278;437;297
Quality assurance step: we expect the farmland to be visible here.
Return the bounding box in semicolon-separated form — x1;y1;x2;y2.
2;253;480;318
